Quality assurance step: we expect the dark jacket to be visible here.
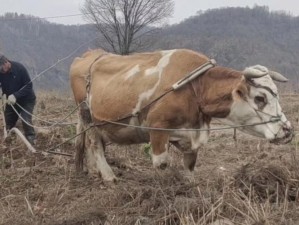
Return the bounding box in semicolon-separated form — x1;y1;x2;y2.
0;61;36;102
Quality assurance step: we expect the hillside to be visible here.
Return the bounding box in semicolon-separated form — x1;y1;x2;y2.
154;6;299;89
0;6;299;91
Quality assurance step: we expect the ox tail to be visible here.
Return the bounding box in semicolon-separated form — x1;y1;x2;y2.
75;127;85;173
75;102;92;173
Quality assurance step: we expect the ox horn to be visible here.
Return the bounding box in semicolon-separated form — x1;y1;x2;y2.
243;65;268;79
268;70;288;82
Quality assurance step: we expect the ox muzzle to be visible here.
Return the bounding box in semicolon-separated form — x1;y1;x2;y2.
270;122;294;145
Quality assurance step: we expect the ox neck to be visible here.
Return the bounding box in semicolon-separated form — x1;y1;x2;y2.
192;66;243;118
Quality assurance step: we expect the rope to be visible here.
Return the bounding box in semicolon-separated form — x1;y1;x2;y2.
14;102;79;126
17;37;100;92
36;116;296;158
44;115;291;157
37;125;94;157
8;102;80;129
2;101;91;157
0;12;91;23
0;37;100;129
97;118;281;132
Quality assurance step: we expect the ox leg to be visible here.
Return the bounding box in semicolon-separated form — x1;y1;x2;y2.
85;129;116;181
183;151;198;171
171;141;198;171
184;127;209;171
171;127;209;172
150;131;170;169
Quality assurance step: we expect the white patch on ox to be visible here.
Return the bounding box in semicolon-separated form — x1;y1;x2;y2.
144;50;177;76
94;152;116;181
87;93;93;116
92;148;116;181
152;151;169;168
161;49;177;56
169;123;209;150
191;123;209;149
125;65;140;80
145;67;158;76
84;130;116;181
132;50;177;114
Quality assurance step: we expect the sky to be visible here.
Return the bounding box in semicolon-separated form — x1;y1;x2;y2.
0;0;298;25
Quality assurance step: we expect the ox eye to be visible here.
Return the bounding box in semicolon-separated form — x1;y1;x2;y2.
254;95;267;109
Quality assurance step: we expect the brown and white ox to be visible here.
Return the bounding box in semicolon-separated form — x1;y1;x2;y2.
70;48;293;181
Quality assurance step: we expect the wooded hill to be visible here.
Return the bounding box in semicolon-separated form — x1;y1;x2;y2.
0;6;298;91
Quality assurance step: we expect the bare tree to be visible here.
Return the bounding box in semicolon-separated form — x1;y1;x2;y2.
81;0;174;55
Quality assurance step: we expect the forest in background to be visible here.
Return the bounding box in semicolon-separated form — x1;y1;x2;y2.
0;6;298;91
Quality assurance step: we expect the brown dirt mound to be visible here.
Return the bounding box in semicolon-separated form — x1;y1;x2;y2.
234;162;299;202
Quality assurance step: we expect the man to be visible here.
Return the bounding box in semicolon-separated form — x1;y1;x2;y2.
0;54;36;145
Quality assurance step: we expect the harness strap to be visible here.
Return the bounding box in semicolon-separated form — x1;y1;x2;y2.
86;53;107;95
172;59;216;90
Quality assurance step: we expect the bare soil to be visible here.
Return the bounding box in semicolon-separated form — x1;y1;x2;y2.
0;93;299;225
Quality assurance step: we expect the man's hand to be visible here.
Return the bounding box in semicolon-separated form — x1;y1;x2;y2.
7;94;16;105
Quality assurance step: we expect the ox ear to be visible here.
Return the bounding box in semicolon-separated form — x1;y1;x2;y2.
233;82;248;101
269;70;288;82
243;65;268;79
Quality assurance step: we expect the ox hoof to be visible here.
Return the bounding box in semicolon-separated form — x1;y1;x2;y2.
183;152;198;171
158;162;168;170
107;177;118;183
103;177;118;186
102;174;118;183
185;170;196;183
152;152;170;170
76;170;88;177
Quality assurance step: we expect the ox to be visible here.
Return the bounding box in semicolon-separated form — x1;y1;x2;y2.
70;48;293;181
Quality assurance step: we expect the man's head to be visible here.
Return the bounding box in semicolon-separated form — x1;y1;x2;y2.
0;54;11;74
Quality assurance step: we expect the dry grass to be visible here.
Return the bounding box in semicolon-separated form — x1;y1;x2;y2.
0;92;299;225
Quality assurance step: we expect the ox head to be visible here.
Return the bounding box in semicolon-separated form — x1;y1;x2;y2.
223;65;293;144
